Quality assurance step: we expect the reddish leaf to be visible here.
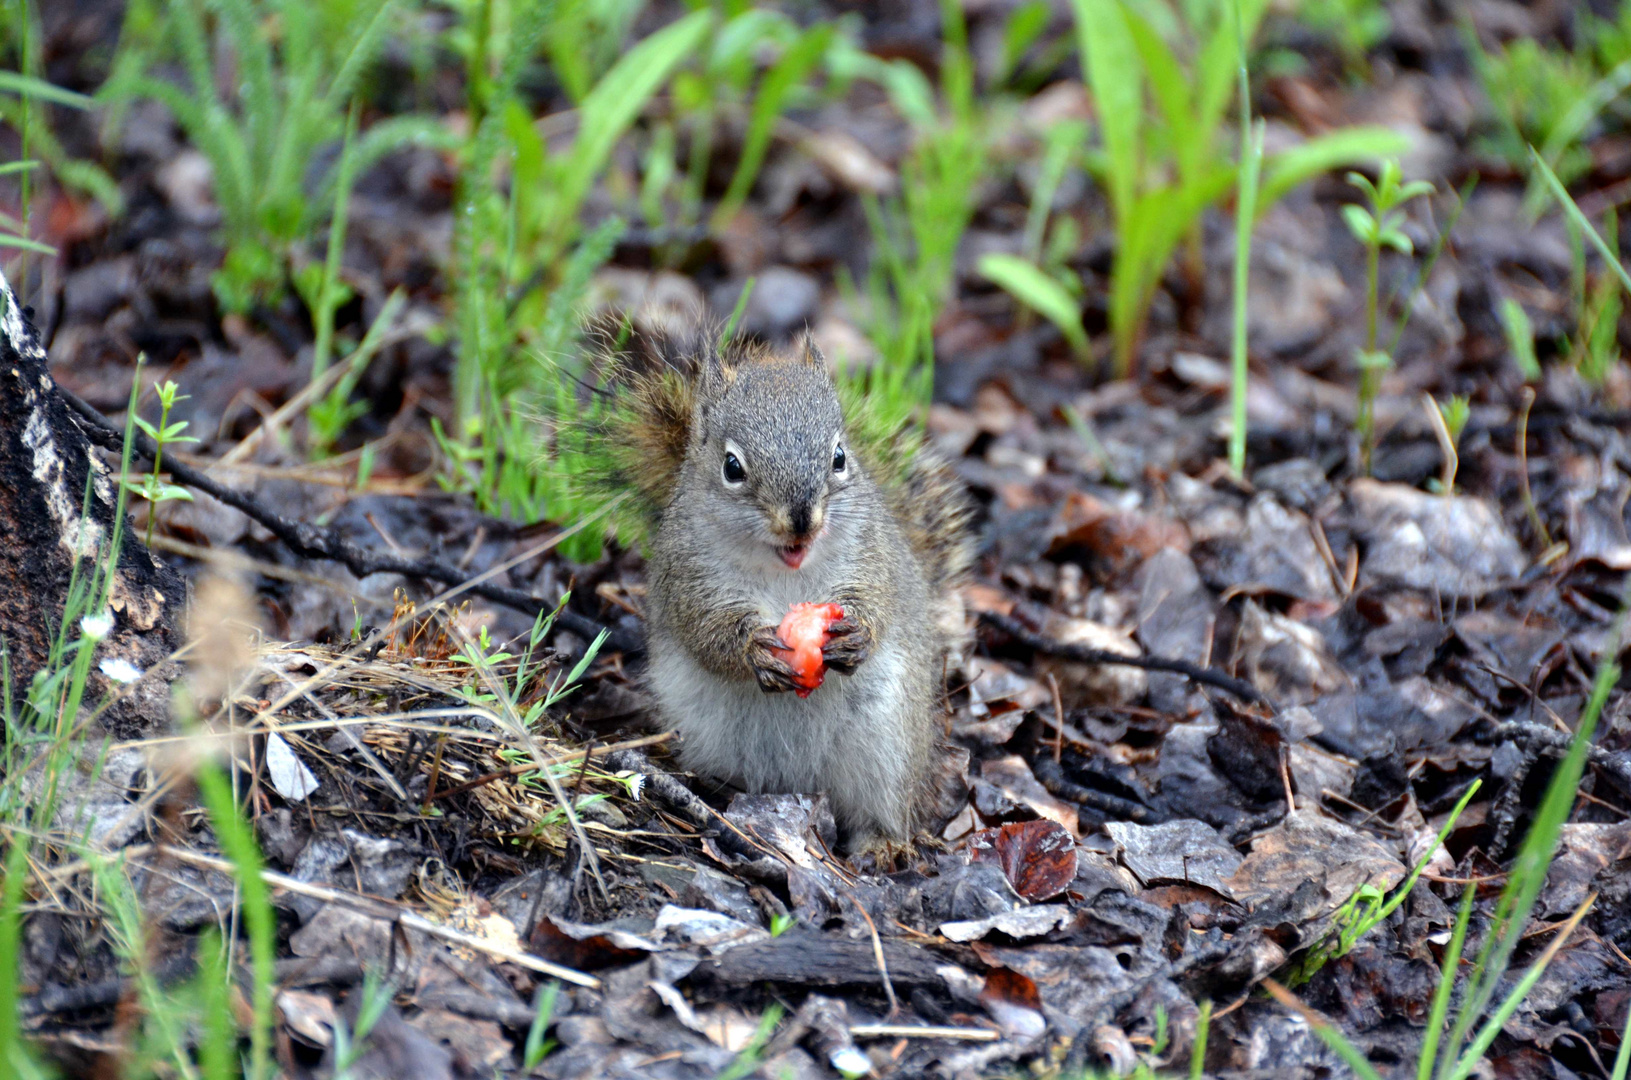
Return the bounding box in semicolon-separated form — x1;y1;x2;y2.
979;965;1042;1012
968;819;1079;901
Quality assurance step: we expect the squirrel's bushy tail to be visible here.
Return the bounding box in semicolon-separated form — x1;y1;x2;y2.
886;437;976;632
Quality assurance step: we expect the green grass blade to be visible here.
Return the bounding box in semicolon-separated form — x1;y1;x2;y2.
1259;126;1410;211
1190;999;1211;1080
714;24;833;227
1229;0;1263;479
1612;994;1631;1080
1447;895;1595;1080
1417;881;1475;1080
0;840;35;1076
0;71;94;109
1263;980;1384;1080
523;981;560;1068
311;103;361;386
978;253;1088;359
1532;148;1631;297
552;10;711;249
197;762;276;1080
1070;0;1142;220
0;235;56;255
1441;618;1621;1078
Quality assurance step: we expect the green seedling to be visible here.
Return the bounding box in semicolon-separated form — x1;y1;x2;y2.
1191;999;1211;1080
1289;780;1479;985
1425;393;1470;496
715;1003;785;1080
1342;159;1433;473
523;981;560;1069
769;911;796;937
104;0;450;313
1295;0;1391;74
331;968;395;1080
121;375;199;547
1501;298;1541;380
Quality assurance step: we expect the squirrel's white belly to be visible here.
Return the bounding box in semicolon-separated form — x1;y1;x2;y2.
648;626;918;838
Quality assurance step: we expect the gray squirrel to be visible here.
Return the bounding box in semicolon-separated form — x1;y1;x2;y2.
598;332;973;854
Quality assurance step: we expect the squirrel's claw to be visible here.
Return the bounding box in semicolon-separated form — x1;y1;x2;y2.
821;615;872;675
747;626;800;694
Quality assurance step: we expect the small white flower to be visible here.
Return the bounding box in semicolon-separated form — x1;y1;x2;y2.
99;657;142;684
80;611;114;641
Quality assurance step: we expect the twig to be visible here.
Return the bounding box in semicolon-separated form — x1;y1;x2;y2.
848;1025;997;1041
978;610;1273;708
60;388;640;654
847;893;899;1017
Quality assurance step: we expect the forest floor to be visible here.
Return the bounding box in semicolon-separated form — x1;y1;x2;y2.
8;0;1631;1077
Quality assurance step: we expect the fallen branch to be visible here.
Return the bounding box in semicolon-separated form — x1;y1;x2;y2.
977;609;1273;708
60;388;640;655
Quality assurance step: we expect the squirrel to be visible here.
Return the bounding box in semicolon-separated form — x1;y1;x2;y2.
591;330;974;852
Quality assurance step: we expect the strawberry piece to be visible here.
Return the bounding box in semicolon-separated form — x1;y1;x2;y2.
774;602;846;698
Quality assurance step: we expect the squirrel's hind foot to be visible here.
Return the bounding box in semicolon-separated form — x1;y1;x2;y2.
845;833;942;875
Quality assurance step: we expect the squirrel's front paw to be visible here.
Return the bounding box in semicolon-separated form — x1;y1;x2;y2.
747;626;801;693
821;615;873;675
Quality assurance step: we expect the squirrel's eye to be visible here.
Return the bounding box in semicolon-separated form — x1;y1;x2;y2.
832;444;846;473
722;452;746;484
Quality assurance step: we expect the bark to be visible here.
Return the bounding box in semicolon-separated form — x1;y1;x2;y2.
0;270;182;738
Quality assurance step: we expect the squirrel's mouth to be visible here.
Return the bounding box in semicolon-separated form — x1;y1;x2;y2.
774;526;826;569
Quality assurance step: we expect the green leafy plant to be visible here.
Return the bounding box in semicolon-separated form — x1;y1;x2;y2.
103;0;450;313
1467;22;1631;215
1341;159;1434;472
977;253;1089;359
1288;780;1480;985
331;968;396;1080
453;596;608;733
1295;0;1391;74
837;0;985;435
444;4;707;539
121;373;199;546
715;1003;785;1080
0;2;121;226
1269;619;1617;1080
1033;0;1406;377
769;911;796;937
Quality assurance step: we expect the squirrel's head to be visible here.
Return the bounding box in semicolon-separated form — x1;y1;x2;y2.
688;338;855;570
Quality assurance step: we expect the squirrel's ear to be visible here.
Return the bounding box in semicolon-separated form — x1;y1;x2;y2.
797;332;827;370
699;341;727;394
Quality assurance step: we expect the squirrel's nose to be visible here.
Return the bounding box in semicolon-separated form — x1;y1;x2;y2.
786;499;825;540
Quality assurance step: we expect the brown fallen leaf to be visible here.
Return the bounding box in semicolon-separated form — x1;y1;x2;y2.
969;819;1079;901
